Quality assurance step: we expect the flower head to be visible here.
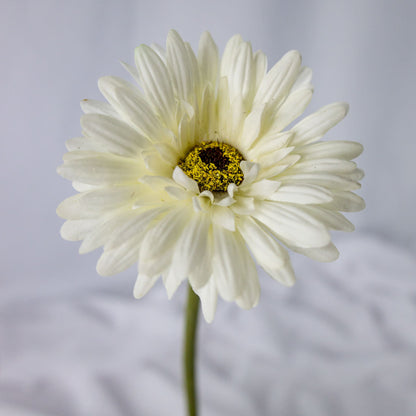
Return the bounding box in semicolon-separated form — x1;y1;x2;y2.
57;30;364;322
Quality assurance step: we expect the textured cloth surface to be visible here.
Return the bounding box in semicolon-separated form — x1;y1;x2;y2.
1;234;415;416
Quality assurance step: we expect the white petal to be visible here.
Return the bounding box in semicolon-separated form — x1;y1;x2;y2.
239;104;265;149
163;268;185;299
139;207;188;269
81;114;150;156
134;274;159;298
135;44;176;128
231;196;255;216
240;161;260;186
269;184;333;204
272;262;296;287
253;50;267;92
212;206;235;231
120;61;141;85
238;216;294;286
229;41;254;103
280;172;360;191
97;75;141;115
248;131;292;159
235;251;260;309
60;219;99;241
288;158;357;175
252;50;301;111
212;226;246;301
172;166;199;193
198;31;219;87
302;206;355;232
297;140;364;161
57;153;143;186
253;201;331;248
290;102;349;146
106;206;168;250
96;238;140;276
171;212;212;289
113;86;171;141
255;146;295;169
220;34;243;78
270;87;313;132
323;191;365;212
291;66;313;91
65;137;103;152
57;186;142;219
195;279;217;323
79;213;131;254
166;30;197;101
80;99;119;118
98;76;170;141
241;179;281;199
290;242;339;262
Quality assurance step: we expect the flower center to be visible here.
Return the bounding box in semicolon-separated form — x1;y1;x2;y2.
179;141;244;192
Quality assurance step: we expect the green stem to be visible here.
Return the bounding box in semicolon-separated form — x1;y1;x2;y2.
183;284;200;416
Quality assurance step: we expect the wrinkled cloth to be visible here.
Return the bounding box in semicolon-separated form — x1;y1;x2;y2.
1;234;415;416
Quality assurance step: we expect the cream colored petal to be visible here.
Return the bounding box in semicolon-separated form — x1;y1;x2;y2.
322;191;365;212
302;206;355;232
139;207;188;267
220;34;243;78
228;41;254;104
65;137;104;152
212;206;235;231
235;249;260;310
96;238;141;276
268;87;313;133
79;212;133;254
81;114;150;156
135;44;176;129
80;99;119;118
290;102;349;146
252;50;301;112
194;279;217;323
268;184;333;204
166;30;197;102
113;87;172;141
241;179;281;199
253;201;331;249
57;153;143;186
105;206;168;250
291;66;313;91
171;212;212;289
57;186;143;219
172;166;199;194
296;140;364;161
238;216;294;286
134;274;160;298
60;219;99;241
290;242;339;263
253;50;267;92
198;31;219;87
288;158;357;175
120;61;141;85
279;172;361;191
212;226;246;301
240;161;260;186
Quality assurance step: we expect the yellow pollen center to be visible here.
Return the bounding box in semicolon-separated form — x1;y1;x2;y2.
179;141;245;192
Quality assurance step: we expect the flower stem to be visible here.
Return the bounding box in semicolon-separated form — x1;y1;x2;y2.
183;284;200;416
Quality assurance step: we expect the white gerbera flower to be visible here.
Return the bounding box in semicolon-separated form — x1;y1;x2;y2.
57;30;364;322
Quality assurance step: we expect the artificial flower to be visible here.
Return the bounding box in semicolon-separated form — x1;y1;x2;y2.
57;30;364;322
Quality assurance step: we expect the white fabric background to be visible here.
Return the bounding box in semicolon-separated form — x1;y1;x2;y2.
1;1;415;415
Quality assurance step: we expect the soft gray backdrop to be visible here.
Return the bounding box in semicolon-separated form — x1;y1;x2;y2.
1;1;415;415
